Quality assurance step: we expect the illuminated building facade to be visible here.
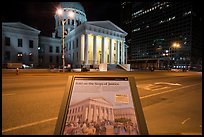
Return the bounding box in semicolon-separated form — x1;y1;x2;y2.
52;2;127;68
2;22;40;67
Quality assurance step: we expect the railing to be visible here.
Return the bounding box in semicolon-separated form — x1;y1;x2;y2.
117;64;131;71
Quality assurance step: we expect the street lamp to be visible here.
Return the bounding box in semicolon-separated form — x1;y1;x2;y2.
56;8;74;72
168;42;181;69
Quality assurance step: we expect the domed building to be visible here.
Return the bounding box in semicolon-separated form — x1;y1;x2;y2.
2;2;128;70
50;2;128;69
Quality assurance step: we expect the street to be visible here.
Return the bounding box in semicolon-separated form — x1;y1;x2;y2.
2;71;202;135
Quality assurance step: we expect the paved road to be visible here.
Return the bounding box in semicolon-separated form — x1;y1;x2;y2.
2;71;202;135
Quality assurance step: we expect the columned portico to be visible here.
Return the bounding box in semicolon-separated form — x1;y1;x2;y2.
75;21;127;67
82;35;126;65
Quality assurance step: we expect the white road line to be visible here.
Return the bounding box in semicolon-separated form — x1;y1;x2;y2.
2;117;58;133
155;82;181;86
140;82;201;99
2;93;16;96
152;86;169;91
181;118;191;125
147;85;162;89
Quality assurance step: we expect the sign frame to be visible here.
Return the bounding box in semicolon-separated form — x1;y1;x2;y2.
54;75;148;135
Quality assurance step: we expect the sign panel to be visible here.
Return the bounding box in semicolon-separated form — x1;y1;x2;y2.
99;63;107;71
54;76;148;135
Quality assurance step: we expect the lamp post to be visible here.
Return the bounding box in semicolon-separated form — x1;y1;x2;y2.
168;42;181;69
62;19;65;72
56;8;74;72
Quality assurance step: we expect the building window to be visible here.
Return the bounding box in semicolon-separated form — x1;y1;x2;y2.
56;46;59;53
69;41;71;50
68;19;70;25
39;56;43;64
73;40;75;49
17;52;23;61
5;37;10;46
49;46;53;52
18;39;23;47
76;52;78;61
66;43;68;51
72;20;74;25
76;38;78;48
56;56;59;65
4;51;10;61
29;40;34;48
49;56;53;63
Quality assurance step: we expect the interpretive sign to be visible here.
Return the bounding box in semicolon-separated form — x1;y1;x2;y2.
54;76;148;135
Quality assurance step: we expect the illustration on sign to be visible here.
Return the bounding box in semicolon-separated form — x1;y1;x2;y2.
62;79;140;135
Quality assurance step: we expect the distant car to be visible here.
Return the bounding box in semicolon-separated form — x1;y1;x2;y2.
22;64;32;69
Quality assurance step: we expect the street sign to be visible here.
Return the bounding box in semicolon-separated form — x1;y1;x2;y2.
54;76;148;135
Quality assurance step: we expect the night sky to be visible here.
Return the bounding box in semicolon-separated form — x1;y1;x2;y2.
2;1;122;37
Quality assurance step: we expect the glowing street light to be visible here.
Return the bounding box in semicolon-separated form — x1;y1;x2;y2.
56;8;63;16
172;42;180;49
168;42;181;69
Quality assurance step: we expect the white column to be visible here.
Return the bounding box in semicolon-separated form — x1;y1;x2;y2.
117;40;120;64
122;41;125;64
109;38;113;64
93;105;97;122
84;34;88;64
85;106;88;121
79;35;83;64
88;105;92;122
111;108;114;121
99;106;102;120
101;36;105;63
93;35;97;64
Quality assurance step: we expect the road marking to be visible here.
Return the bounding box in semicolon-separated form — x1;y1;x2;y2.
146;85;162;90
140;82;201;99
2;93;16;96
155;82;181;86
2;117;58;133
181;118;191;125
152;86;169;91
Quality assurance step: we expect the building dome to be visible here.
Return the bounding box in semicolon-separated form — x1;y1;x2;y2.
54;2;87;38
60;2;85;13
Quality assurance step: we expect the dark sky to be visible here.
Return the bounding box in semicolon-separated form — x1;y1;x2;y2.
2;1;122;37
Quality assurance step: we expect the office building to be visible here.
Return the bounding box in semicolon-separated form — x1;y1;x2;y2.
121;2;202;70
